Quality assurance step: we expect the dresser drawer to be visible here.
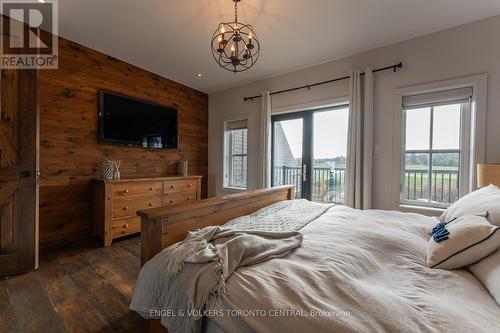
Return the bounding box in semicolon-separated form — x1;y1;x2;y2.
111;216;140;237
113;181;162;199
113;196;162;218
164;190;197;206
164;180;197;194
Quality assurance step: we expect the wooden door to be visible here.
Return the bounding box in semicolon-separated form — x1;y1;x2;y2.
0;68;39;276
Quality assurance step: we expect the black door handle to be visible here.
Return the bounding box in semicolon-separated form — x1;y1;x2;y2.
20;170;33;178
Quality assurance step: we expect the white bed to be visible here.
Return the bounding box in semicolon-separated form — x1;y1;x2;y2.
131;202;500;333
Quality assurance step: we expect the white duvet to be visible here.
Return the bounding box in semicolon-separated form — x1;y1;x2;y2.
134;206;500;333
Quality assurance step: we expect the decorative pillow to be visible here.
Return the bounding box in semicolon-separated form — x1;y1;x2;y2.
440;184;500;223
468;250;500;305
427;214;500;269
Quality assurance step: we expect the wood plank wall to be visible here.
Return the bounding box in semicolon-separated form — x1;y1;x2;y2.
39;37;208;247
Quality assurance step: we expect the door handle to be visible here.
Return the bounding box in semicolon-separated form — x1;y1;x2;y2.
20;170;33;178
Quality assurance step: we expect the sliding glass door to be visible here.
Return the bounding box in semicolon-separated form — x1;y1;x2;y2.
271;105;349;204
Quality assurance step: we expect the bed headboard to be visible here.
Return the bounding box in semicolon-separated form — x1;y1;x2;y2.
137;186;294;266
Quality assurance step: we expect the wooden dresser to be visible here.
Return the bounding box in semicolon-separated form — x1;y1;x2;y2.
93;176;202;246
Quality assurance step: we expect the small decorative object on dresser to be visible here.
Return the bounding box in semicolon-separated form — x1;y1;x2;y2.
177;160;188;176
97;159;114;179
92;175;202;246
113;160;122;179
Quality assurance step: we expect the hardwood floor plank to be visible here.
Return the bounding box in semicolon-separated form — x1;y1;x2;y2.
0;236;143;333
5;273;67;332
53;297;111;333
0;283;17;332
81;249;137;299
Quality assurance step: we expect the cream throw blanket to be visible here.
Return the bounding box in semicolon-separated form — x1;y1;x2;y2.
130;200;333;333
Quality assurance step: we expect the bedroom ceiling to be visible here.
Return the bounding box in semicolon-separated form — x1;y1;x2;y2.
39;1;500;93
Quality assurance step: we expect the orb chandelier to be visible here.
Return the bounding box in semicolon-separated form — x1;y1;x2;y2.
211;0;260;73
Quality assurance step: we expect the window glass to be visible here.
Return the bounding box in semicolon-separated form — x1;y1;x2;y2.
433;104;461;150
403;153;429;202
405;107;430;150
431;153;460;204
225;122;248;189
312;108;349;204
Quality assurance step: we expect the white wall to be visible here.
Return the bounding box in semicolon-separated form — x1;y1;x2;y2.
208;15;500;209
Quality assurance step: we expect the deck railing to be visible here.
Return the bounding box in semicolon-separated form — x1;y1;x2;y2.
403;169;459;204
273;166;346;204
274;166;459;205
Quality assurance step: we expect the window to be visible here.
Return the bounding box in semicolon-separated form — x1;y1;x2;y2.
224;119;248;189
271;105;349;204
401;87;473;208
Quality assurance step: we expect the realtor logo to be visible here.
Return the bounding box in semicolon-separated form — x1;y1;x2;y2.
1;0;58;69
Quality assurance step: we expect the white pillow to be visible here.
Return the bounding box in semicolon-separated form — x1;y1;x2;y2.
469;250;500;305
427;214;500;269
440;184;500;223
487;208;500;226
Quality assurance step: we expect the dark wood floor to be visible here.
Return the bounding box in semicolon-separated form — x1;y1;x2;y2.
0;236;144;333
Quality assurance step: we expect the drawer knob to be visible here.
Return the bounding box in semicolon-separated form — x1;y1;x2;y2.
171;185;174;189
149;187;153;191
188;197;191;201
188;183;192;187
170;199;174;203
123;206;128;211
124;224;129;228
124;189;129;193
149;203;153;207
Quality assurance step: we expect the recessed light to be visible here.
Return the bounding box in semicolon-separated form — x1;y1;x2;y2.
38;0;46;3
196;73;203;78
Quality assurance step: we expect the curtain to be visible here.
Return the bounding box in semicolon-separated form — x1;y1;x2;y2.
258;91;272;188
346;68;374;209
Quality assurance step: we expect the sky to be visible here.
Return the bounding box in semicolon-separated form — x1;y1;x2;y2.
279;107;349;159
277;103;461;160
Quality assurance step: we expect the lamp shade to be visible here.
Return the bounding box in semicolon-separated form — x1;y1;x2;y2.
477;164;500;188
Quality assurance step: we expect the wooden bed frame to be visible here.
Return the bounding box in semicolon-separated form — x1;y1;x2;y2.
136;186;294;333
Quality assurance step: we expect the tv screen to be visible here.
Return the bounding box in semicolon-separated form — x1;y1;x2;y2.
98;90;178;149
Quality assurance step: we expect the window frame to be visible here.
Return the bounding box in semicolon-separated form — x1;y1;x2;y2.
400;99;471;209
223;119;249;190
392;74;487;215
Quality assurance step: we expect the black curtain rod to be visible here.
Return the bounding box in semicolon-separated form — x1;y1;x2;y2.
243;62;403;102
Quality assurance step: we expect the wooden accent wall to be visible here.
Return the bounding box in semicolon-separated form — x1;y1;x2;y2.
39;37;208;247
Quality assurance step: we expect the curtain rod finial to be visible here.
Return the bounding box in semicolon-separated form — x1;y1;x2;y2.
395;62;403;72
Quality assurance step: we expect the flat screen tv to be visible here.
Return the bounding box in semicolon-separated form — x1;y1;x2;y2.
98;90;178;149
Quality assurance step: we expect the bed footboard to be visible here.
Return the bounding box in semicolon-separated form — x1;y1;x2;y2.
137;185;294;266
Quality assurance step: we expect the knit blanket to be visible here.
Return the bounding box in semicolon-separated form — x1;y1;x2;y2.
130;199;333;333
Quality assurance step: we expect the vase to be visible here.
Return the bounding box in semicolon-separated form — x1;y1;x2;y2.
97;159;114;179
177;160;188;176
